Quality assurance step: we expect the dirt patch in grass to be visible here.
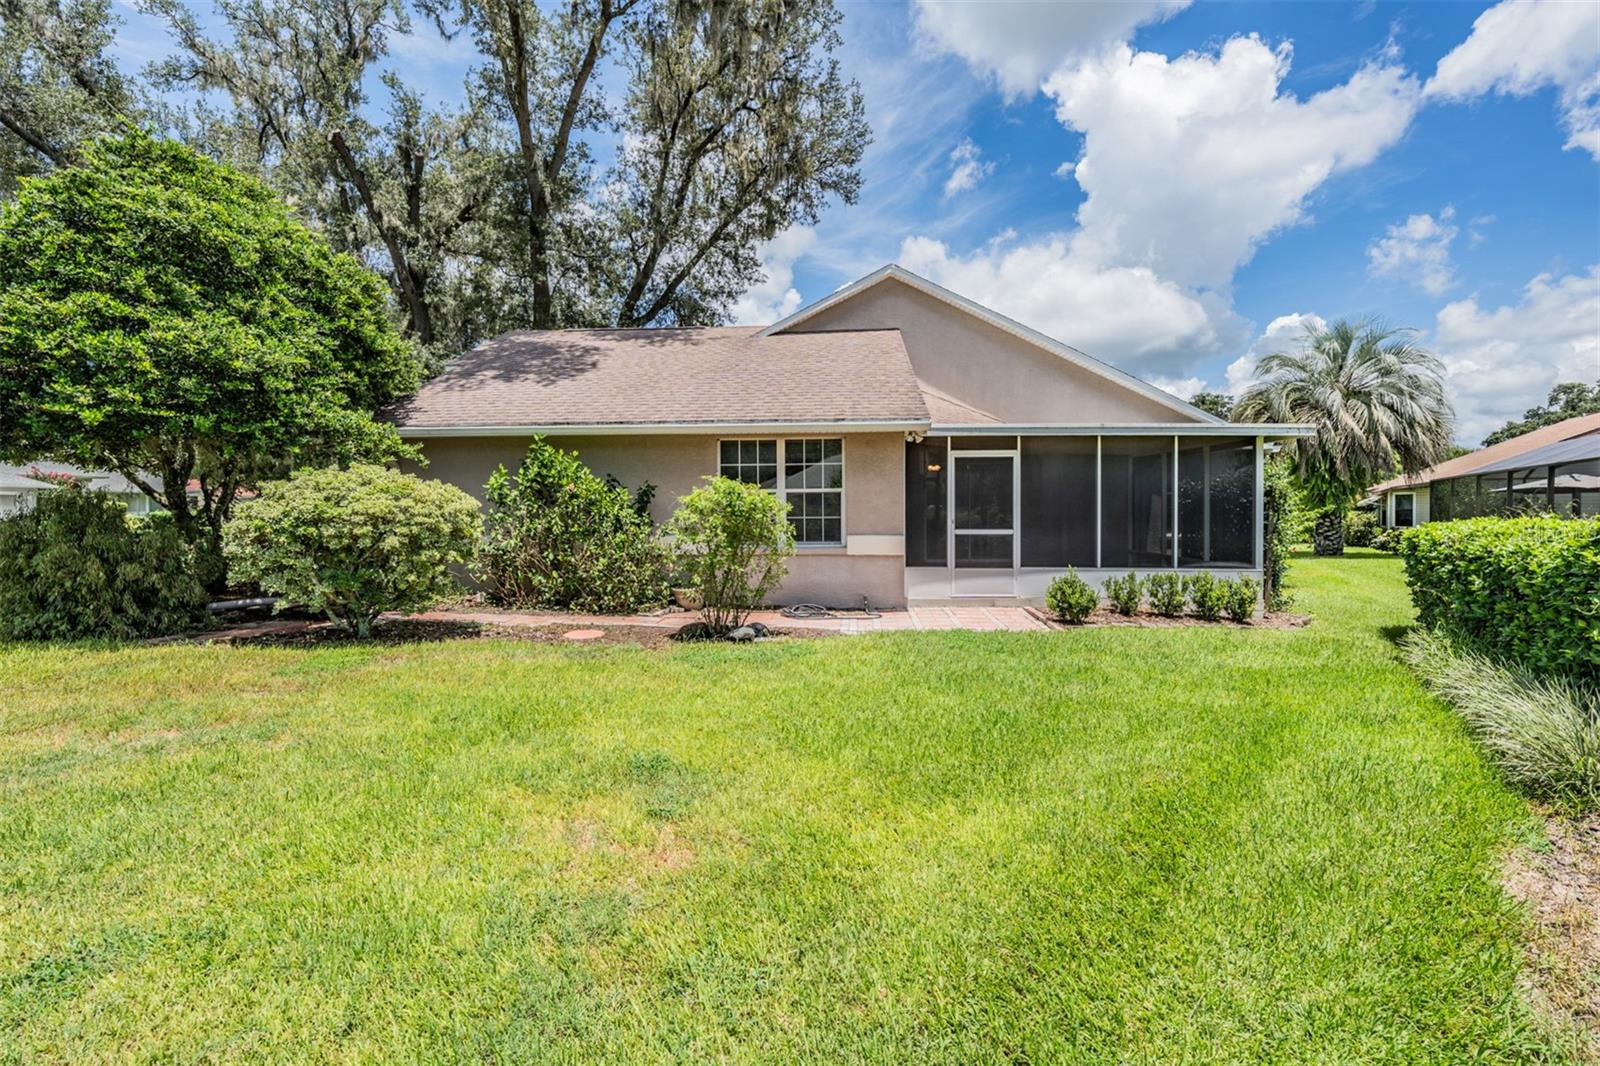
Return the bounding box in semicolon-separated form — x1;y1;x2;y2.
1028;606;1311;630
1505;811;1600;1057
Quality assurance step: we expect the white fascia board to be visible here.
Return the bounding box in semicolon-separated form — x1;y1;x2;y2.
760;264;1226;426
396;419;930;439
930;422;1315;439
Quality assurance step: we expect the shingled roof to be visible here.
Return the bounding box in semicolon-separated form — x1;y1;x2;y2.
1370;412;1600;494
384;326;930;432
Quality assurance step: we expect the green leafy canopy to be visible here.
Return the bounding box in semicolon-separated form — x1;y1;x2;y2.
0;130;421;571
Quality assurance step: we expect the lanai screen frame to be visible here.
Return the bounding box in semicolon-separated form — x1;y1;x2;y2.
910;424;1311;578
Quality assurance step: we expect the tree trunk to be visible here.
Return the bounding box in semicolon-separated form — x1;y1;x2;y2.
1312;509;1345;557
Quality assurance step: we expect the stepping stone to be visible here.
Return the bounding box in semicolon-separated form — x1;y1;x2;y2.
562;629;606;641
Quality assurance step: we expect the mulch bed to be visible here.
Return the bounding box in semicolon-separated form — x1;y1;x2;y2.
182;617;822;649
1504;811;1600;1055
1027;606;1311;630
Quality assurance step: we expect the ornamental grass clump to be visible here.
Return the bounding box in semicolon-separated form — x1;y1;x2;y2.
1103;572;1143;615
1045;569;1098;624
1402;629;1600;809
1145;572;1185;617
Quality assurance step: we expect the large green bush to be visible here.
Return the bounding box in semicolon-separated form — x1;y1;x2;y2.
1399;516;1599;682
225;465;481;637
1343;509;1377;547
0;487;205;640
666;477;794;634
473;438;670;613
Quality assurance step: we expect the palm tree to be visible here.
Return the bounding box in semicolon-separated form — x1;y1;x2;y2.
1235;320;1453;556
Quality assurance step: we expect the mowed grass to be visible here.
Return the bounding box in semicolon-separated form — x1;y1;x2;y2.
0;554;1553;1063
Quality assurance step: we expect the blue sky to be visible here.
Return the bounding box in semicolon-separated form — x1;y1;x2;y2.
110;0;1599;444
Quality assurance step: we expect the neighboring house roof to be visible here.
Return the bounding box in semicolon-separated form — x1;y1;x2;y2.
385;325;930;434
0;463;157;495
0;467;52;491
919;380;1000;424
1464;432;1600;476
761;264;1226;426
1370;412;1600;494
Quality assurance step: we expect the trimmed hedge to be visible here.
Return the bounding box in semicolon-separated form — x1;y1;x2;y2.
1398;517;1599;682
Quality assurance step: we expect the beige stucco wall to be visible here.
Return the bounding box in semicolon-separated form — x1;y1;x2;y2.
794;277;1197;425
404;431;908;607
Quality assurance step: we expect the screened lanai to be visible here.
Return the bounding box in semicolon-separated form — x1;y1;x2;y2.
1428;434;1600;521
903;426;1310;600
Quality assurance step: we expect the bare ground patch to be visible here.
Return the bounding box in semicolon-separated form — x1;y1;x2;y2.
1506;811;1600;1058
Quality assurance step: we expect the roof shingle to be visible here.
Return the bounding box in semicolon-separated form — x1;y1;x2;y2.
384;326;930;430
1370;412;1600;494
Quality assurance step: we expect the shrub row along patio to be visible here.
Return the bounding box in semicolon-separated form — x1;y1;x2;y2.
0;553;1551;1062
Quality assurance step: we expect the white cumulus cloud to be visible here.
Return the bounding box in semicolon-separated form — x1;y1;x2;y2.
1433;266;1600;445
1426;0;1600;160
1045;37;1423;289
1367;206;1459;295
896;233;1247;370
943;138;995;198
1221;312;1330;398
730;228;817;325
912;0;1190;99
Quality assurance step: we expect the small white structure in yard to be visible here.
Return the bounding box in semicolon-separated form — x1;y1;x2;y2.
0;463;164;517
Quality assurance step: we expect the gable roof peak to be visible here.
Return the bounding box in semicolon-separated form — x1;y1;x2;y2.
762;263;1224;425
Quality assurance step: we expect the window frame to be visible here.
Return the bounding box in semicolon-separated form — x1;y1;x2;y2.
1392;491;1416;528
718;436;846;548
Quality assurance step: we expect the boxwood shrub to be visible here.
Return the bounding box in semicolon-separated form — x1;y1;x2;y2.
1398;516;1599;682
1045;569;1098;624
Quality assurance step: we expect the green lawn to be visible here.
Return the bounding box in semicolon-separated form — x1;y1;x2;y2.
0;554;1555;1063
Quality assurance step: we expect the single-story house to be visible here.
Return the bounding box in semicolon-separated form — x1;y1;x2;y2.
1368;412;1600;528
0;463;163;517
387;264;1311;607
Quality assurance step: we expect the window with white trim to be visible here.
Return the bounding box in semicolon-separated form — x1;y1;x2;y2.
719;437;843;546
1393;492;1415;528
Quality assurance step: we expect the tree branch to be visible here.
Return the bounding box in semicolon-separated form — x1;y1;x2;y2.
0;107;64;164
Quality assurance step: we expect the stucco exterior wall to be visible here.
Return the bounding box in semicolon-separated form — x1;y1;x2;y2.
404;431;909;607
792;277;1197;424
